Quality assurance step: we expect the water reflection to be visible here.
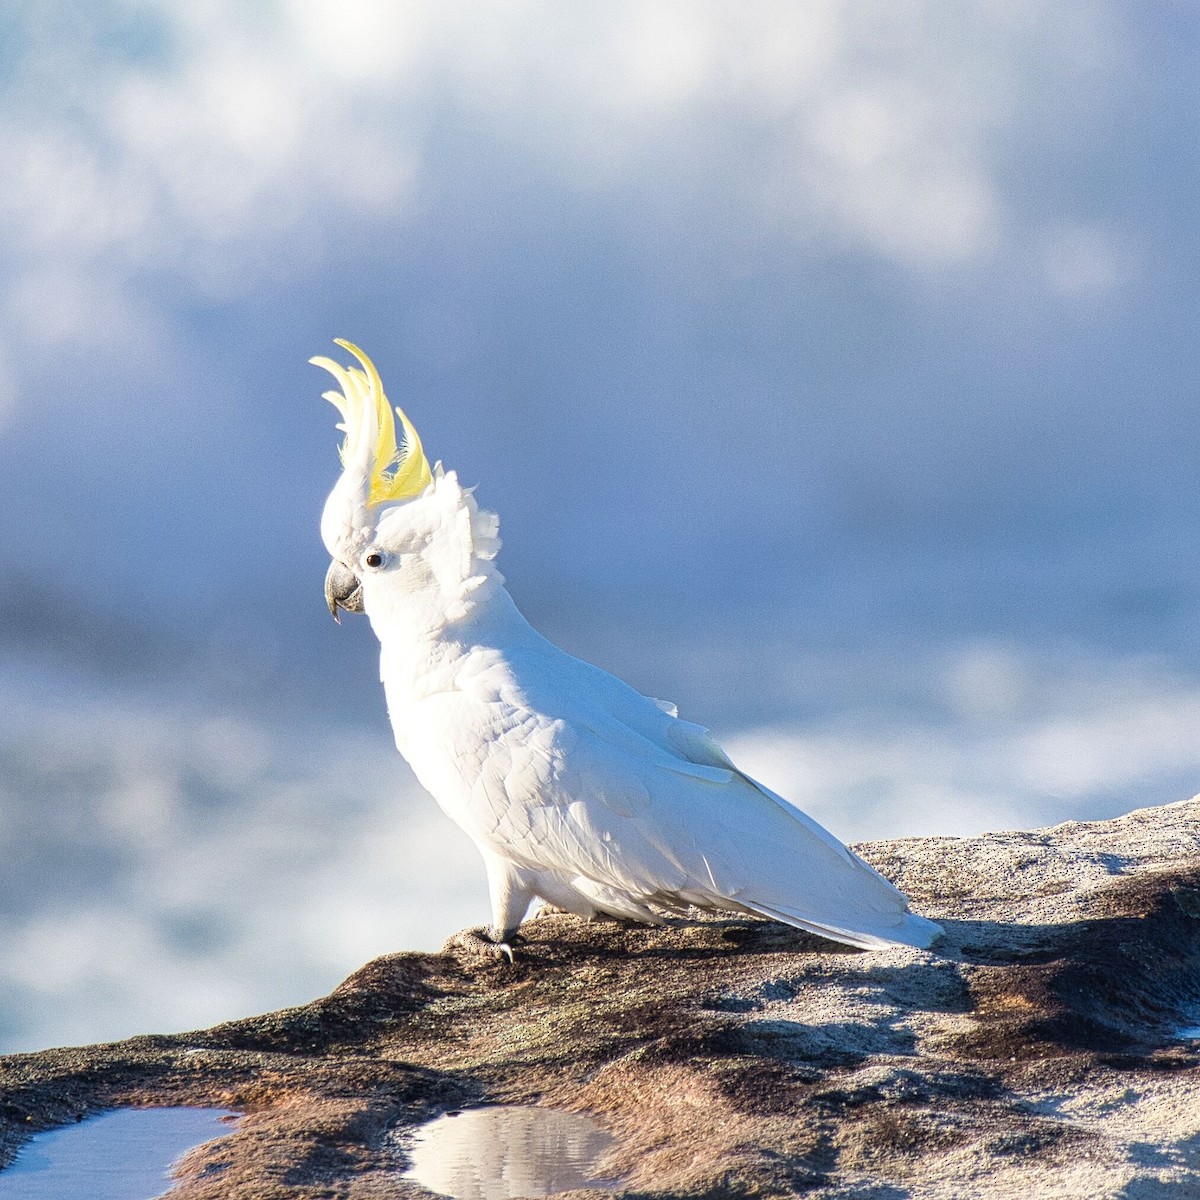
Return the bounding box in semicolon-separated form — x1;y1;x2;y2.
0;1107;238;1200
403;1105;618;1200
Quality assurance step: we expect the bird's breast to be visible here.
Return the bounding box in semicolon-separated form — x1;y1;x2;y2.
383;667;568;845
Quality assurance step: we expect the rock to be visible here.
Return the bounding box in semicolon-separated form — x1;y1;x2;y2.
2;797;1199;1198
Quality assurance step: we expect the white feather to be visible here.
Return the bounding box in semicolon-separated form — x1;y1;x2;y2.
324;462;942;952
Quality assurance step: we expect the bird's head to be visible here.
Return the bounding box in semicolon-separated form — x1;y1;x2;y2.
315;341;501;633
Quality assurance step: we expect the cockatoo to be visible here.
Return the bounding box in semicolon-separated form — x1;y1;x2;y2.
315;341;941;955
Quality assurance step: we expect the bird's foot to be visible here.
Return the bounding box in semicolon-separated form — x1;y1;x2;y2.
442;926;523;966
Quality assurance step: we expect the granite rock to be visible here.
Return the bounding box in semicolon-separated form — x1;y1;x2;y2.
2;797;1199;1198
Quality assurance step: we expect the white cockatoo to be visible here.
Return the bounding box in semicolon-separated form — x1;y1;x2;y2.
316;341;941;955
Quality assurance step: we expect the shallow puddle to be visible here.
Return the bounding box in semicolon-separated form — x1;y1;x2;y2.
0;1107;238;1199
402;1105;619;1200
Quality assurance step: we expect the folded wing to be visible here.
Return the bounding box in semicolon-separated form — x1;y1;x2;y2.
488;647;941;950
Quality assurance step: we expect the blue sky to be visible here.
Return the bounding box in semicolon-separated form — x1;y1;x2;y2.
1;1;1198;1050
1;1;1195;642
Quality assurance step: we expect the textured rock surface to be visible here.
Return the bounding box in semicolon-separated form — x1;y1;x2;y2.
2;797;1199;1198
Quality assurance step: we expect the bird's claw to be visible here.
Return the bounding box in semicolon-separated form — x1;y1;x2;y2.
443;927;521;966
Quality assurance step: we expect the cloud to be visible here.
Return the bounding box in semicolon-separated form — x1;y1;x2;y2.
1041;223;1131;299
0;2;424;355
0;0;1136;364
0;349;14;434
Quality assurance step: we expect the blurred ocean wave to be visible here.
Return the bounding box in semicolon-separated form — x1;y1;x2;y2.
725;644;1200;842
0;661;482;1054
3;612;1198;1054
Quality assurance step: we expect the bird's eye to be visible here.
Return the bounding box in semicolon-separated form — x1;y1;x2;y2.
364;552;384;569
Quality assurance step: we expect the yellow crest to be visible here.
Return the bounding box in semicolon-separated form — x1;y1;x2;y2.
311;340;433;507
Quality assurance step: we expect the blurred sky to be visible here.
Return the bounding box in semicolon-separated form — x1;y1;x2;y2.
1;1;1198;1052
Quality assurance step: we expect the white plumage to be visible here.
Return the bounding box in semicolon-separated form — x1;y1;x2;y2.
316;342;941;952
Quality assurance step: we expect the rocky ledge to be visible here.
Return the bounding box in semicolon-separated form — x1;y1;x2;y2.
2;798;1199;1199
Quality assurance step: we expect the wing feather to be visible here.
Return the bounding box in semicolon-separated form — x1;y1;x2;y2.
404;634;940;951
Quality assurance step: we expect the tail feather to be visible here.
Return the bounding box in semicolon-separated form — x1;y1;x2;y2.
746;900;943;951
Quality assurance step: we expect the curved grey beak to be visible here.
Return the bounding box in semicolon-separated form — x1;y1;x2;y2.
324;560;364;623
